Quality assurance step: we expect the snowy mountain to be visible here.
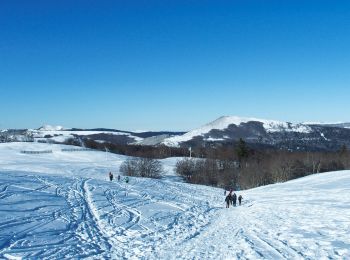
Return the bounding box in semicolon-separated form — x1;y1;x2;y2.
30;127;143;144
163;116;312;146
0;129;33;143
162;116;350;151
0;142;349;259
308;122;350;129
38;125;65;131
25;127;184;146
1;116;350;151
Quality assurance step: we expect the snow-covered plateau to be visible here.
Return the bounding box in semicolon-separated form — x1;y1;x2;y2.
30;128;143;144
0;142;349;259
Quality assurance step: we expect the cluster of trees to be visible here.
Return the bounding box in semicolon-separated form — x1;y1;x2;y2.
176;139;350;189
175;158;239;188
119;157;163;178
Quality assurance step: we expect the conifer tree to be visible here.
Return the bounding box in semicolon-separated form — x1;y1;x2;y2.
236;138;249;166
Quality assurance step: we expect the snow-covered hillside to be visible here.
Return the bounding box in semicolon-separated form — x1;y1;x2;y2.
38;125;66;131
163;116;312;147
26;126;184;146
307;122;350;129
30;127;144;143
0;142;349;259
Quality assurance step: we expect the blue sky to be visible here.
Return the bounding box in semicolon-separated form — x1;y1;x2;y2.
1;0;349;131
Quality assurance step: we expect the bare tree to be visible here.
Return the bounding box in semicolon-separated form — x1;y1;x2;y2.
119;158;139;176
138;158;163;178
175;158;196;181
120;157;163;178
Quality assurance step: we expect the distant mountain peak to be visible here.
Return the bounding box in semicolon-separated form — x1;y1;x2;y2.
162;115;313;147
38;125;65;131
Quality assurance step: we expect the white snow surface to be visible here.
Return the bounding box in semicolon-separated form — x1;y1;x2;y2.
163;116;312;146
0;142;350;259
320;132;330;141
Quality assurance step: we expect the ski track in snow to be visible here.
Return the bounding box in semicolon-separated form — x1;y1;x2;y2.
0;172;219;259
0;142;350;259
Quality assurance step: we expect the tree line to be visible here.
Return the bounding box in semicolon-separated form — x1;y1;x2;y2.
64;137;188;158
62;137;350;188
176;139;350;189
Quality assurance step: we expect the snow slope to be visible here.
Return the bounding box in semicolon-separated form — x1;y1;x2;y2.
163;116;312;147
0;142;349;259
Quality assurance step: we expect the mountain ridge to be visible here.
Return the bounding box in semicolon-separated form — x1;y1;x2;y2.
1;116;350;151
161;116;350;151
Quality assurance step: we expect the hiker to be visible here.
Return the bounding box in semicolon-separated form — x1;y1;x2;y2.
225;194;231;208
109;172;113;181
118;175;121;181
124;176;129;196
227;189;233;204
232;193;237;207
238;195;243;206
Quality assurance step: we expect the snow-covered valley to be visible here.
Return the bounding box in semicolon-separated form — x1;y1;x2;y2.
0;143;349;259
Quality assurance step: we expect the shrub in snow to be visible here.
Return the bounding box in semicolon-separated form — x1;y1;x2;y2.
120;157;163;178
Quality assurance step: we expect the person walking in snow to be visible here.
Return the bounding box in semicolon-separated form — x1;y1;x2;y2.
225;194;231;208
118;175;121;181
227;189;233;205
238;195;243;206
232;193;237;207
109;172;113;181
123;176;130;196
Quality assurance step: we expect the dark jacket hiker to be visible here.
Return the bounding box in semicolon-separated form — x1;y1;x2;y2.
225;195;231;208
232;193;237;206
238;195;243;205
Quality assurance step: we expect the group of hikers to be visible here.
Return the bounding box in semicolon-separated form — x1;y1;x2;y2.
109;172;242;206
109;172;130;196
108;172;129;183
225;189;243;208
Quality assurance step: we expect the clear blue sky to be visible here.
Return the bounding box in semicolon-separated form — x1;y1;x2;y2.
1;0;349;131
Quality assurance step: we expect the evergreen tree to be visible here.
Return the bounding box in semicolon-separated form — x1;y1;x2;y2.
339;144;348;155
236;138;249;166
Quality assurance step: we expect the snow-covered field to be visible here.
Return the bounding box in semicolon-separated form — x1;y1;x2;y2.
0;142;349;259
